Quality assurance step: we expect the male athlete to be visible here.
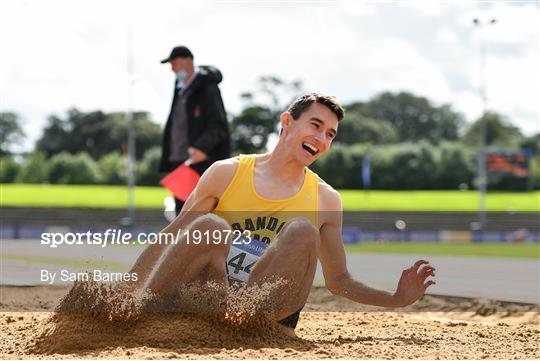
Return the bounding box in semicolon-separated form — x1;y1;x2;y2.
129;93;435;332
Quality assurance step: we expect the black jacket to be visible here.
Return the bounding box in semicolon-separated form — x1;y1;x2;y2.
159;65;230;175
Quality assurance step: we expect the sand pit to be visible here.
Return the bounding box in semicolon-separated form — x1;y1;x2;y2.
1;285;538;359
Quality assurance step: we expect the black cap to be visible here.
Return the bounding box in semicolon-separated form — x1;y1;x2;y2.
160;46;193;63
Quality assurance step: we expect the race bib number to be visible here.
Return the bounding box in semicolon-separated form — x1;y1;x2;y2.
226;237;269;283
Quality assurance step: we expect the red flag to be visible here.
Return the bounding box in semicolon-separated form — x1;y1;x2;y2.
160;162;200;201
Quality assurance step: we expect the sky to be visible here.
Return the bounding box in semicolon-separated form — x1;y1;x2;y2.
1;0;539;153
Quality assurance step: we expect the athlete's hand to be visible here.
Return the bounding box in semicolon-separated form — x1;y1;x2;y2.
187;147;208;164
392;260;435;307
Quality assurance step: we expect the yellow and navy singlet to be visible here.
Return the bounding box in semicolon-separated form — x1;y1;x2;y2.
214;154;319;328
214;154;318;282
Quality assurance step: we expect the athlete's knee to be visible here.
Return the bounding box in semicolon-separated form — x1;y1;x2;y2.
278;218;319;251
186;214;232;251
190;213;230;233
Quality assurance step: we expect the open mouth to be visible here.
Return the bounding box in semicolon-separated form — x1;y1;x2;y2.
302;142;319;156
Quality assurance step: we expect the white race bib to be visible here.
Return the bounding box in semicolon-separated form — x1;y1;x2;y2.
226;237;269;283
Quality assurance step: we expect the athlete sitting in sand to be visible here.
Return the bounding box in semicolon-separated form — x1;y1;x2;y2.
129;93;436;332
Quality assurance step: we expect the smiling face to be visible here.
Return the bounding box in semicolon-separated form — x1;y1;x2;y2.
280;102;339;166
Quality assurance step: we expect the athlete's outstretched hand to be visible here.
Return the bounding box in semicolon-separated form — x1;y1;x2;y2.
393;260;435;307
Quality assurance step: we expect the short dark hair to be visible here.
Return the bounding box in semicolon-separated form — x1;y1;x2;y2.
287;93;345;122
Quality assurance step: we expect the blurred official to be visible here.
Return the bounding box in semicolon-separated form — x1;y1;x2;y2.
159;46;230;214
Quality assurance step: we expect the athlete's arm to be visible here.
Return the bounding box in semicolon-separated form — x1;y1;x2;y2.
318;187;435;308
129;159;238;283
163;159;237;233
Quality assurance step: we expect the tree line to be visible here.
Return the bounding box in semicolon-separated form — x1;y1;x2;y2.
1;76;538;190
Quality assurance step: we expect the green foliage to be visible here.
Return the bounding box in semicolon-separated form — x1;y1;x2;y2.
434;142;475;189
36;109;162;160
346;92;464;144
530;156;540;190
137;146;162;186
233;75;303;152
230;106;275;154
335;112;398;145
312;142;475;190
240;75;303;117
0;156;21;183
310;143;355;188
16;152;49;183
520;133;540;154
98;152;126;185
48;152;101;184
463;111;523;148
0;112;25;155
312;140;537;191
372;142;439;189
14;86;533;190
107;112;163;160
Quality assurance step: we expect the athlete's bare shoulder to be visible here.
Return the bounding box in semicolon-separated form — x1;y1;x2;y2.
182;157;241;211
315;177;342;229
208;156;240;175
317;177;342;212
200;156;241;198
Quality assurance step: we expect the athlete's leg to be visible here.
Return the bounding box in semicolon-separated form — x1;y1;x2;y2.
129;210;203;286
246;218;319;321
132;213;231;297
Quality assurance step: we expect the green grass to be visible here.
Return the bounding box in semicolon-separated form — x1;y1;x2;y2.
344;242;540;258
1;184;170;209
1;184;539;212
339;190;540;212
